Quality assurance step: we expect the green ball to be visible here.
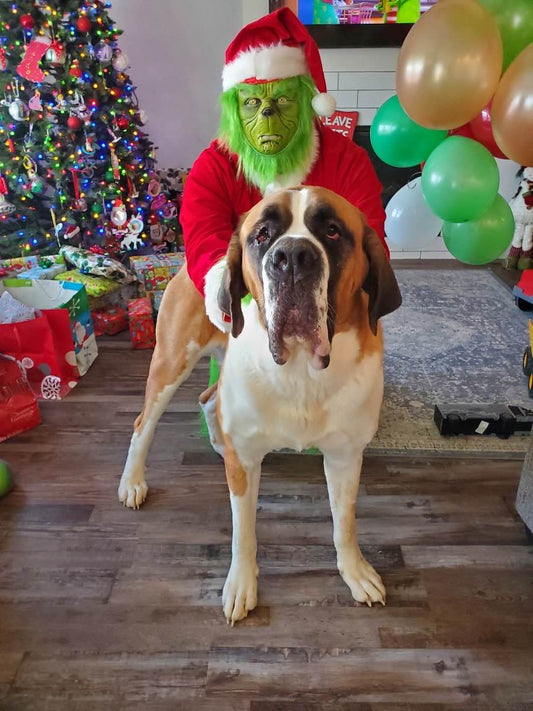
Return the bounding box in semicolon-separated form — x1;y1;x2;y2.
442;194;515;265
422;136;499;223
370;95;447;168
478;0;533;71
0;460;13;497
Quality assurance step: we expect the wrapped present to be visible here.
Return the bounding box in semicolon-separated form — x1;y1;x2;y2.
128;297;155;350
91;307;129;336
16;263;67;280
54;269;121;299
88;281;139;312
60;245;135;283
0;253;65;277
130;253;185;296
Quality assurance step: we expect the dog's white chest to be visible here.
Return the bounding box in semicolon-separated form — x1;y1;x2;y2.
219;304;383;457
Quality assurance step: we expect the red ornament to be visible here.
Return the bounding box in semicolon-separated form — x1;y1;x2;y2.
76;16;92;33
67;115;82;130
20;14;35;30
117;115;129;130
69;59;82;78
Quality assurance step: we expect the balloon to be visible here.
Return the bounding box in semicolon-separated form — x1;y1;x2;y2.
491;45;533;167
422;136;500;223
385;177;443;250
478;0;533;71
370;95;447;168
442;194;515;265
396;0;502;130
495;158;521;202
467;102;508;160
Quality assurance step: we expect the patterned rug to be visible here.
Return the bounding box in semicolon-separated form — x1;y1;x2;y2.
370;269;531;457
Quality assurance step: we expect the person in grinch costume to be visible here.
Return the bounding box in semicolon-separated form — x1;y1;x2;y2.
180;7;388;330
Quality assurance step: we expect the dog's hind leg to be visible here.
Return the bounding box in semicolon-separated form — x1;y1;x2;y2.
119;265;226;509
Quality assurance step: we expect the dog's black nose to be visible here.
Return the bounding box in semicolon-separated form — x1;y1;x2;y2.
269;238;320;283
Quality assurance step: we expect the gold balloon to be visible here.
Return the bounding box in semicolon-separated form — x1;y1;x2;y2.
492;44;533;166
396;0;503;130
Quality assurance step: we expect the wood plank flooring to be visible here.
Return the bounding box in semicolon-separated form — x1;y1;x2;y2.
1;320;532;709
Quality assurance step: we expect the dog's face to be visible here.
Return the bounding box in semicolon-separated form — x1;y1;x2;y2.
219;186;401;369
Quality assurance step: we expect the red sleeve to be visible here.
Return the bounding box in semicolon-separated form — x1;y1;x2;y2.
180;146;236;295
324;129;389;257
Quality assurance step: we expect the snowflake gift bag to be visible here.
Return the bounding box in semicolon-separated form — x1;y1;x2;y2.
0;279;98;400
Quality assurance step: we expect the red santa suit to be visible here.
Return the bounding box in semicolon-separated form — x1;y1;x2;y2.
181;122;388;296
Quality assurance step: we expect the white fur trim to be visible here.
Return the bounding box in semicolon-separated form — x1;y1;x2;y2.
223;44;307;91
312;92;336;117
204;258;231;333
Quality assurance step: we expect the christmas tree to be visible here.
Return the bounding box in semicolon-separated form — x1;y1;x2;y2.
0;0;179;260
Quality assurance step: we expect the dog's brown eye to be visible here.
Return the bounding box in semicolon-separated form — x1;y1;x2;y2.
256;226;269;244
327;224;340;239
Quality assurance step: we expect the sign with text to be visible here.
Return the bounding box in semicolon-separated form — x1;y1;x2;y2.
320;110;359;141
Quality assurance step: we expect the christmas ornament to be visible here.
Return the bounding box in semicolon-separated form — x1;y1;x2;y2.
162;201;178;219
147;177;161;197
70;169;87;212
64;224;80;241
69;59;82;78
138;109;148;125
9;99;29;122
95;41;113;63
109;143;120;180
28;89;42;111
82;132;96;155
76;16;92;33
67;115;82;130
117;115;129;130
0;48;7;72
20;14;35;30
0;175;15;215
112;50;129;72
45;41;66;67
17;36;51;82
111;198;128;226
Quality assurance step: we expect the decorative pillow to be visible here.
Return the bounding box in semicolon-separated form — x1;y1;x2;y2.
55;269;121;298
60;246;135;283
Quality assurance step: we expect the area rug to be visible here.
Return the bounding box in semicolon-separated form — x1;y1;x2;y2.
370;269;531;457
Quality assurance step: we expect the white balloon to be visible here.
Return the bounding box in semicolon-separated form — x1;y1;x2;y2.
385;177;443;250
496;158;521;202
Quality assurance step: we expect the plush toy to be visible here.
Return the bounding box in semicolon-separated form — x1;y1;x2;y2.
179;7;388;331
506;167;533;270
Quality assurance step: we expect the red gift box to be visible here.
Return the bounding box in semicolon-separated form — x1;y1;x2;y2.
91;307;129;336
0;354;41;442
128;297;155;350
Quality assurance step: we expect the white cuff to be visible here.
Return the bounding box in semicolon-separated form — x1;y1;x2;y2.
204;258;231;333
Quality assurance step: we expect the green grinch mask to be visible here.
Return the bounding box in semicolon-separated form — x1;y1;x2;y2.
238;79;301;155
218;74;318;193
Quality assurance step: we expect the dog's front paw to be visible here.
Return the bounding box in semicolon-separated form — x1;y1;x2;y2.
118;475;148;509
222;560;258;626
338;551;386;607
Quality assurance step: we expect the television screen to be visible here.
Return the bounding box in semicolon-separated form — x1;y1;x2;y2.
271;0;439;26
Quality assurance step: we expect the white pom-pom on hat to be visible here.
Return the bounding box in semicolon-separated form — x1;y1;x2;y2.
312;91;336;117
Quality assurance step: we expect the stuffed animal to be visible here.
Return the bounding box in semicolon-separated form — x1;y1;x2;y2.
506;167;533;270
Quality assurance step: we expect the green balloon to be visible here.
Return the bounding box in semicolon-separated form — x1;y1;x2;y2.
442;194;514;265
478;0;533;71
0;460;13;497
422;136;499;223
370;95;447;168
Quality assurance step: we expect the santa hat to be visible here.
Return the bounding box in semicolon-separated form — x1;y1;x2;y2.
222;8;336;118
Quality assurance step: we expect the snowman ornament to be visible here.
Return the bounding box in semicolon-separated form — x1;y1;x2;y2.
506;167;533;270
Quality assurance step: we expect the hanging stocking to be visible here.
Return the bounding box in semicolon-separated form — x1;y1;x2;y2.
16;36;51;82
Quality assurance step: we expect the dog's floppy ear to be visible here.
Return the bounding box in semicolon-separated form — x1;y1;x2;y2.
362;225;402;335
218;232;248;338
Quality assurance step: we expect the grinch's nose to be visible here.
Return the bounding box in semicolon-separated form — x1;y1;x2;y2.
261;106;274;118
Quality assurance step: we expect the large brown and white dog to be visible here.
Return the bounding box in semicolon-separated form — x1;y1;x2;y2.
119;186;401;625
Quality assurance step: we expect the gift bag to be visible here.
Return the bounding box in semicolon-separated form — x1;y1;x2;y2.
0;353;41;441
0;279;98;399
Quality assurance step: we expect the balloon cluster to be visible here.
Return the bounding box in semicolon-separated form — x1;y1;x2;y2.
371;0;533;264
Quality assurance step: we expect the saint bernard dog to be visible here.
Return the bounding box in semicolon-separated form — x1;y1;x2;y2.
119;186;402;625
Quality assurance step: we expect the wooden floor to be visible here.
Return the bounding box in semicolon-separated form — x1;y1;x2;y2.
1;318;533;708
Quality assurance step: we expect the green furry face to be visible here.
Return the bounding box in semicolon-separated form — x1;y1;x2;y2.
238;79;301;155
218;75;318;193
